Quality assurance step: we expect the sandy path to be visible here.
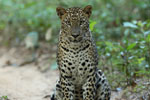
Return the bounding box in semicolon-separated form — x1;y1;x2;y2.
0;66;58;100
0;47;58;100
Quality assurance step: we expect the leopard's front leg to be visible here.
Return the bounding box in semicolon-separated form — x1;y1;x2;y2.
60;75;74;100
57;48;75;100
82;73;96;100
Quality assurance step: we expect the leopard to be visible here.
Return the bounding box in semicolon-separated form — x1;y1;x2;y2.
51;5;111;100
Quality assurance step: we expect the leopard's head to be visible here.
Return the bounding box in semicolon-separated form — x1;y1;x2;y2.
56;5;92;43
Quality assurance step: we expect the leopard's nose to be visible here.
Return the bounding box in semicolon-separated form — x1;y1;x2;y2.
72;34;79;38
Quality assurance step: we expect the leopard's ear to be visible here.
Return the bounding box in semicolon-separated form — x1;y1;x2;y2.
83;5;92;18
56;7;66;19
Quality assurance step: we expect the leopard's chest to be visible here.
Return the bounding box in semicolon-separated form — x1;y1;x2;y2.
60;45;93;85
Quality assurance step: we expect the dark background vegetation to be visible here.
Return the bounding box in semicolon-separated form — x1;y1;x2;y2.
0;0;150;99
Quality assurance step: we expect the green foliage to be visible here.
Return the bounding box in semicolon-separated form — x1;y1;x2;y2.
0;0;149;45
95;19;150;89
0;96;8;100
90;20;97;31
0;0;60;45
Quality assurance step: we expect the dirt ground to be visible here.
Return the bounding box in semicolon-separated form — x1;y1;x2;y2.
0;46;58;100
0;46;130;100
0;66;58;100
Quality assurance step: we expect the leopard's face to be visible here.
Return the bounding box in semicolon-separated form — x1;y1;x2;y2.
56;6;92;43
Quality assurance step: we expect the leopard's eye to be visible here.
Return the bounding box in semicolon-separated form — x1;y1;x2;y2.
64;19;71;26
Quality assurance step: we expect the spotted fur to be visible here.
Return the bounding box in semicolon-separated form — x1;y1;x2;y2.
51;5;111;100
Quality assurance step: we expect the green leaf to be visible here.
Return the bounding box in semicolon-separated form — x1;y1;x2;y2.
137;21;146;27
127;43;136;50
1;96;8;100
90;21;97;31
105;41;113;47
146;34;150;42
144;30;150;35
138;57;145;64
123;22;138;28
